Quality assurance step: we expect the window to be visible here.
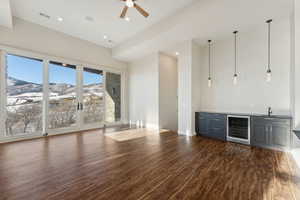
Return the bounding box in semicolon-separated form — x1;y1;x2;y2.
0;49;124;140
82;67;104;124
48;61;77;129
5;54;43;136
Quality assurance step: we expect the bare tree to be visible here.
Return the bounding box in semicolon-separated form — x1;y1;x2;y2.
18;104;42;133
5;109;21;135
49;98;76;129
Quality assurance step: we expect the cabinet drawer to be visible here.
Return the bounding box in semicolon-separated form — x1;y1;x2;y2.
252;117;291;126
199;112;225;118
209;118;226;129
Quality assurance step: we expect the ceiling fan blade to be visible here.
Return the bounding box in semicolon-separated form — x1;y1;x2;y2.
120;6;128;18
134;3;149;18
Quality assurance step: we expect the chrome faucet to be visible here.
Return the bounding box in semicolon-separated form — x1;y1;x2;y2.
268;107;272;117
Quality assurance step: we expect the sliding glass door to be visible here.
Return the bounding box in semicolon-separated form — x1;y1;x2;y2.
0;50;123;141
81;67;105;128
48;61;79;133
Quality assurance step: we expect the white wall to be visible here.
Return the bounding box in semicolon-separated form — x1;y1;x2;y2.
293;1;300;129
0;18;126;70
199;18;291;115
159;53;178;131
177;41;193;135
191;42;203;134
291;0;300;148
129;53;159;129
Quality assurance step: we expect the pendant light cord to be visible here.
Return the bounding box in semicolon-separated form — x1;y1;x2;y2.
208;40;211;78
233;31;238;75
267;19;272;71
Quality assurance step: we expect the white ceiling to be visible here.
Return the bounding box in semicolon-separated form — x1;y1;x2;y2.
6;0;295;61
10;0;196;48
112;0;294;61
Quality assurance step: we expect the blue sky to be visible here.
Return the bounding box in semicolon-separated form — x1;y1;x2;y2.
7;54;103;85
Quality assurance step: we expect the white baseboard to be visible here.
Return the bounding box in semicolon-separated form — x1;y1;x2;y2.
177;130;195;136
146;123;159;130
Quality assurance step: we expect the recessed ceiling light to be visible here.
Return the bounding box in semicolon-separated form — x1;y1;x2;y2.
57;17;63;22
125;17;131;22
126;0;134;8
103;35;108;39
175;52;180;56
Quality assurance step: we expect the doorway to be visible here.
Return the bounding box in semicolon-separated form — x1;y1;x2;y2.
159;53;178;132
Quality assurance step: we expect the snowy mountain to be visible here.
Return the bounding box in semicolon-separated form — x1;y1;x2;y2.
7;77;42;96
7;76;103;100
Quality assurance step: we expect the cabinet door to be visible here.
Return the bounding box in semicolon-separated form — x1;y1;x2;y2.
195;113;200;134
207;116;226;141
209;127;226;141
195;113;208;135
251;123;268;147
199;118;209;135
270;124;290;150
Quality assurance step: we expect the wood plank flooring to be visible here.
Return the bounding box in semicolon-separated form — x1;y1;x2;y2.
0;128;299;200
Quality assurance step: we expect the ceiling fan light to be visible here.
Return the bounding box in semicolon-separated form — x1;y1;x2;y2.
126;0;134;8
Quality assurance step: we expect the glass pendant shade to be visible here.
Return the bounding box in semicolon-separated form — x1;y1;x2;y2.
266;69;272;82
233;31;238;86
233;74;238;85
266;19;272;82
208;77;212;88
207;40;212;88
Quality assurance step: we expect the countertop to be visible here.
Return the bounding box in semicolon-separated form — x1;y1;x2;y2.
197;111;292;119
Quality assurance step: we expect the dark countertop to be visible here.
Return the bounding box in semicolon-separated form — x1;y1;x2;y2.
197;111;292;119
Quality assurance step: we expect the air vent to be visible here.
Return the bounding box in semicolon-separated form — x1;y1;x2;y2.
39;12;50;19
85;16;94;22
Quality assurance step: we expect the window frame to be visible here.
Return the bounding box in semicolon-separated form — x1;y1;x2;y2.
0;45;126;142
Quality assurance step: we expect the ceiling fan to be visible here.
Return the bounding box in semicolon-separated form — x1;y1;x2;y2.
120;0;149;18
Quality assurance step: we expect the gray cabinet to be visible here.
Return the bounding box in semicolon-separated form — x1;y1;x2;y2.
195;112;291;151
195;112;226;141
252;123;268;146
251;117;291;151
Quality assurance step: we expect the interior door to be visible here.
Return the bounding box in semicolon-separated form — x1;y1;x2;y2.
47;61;80;134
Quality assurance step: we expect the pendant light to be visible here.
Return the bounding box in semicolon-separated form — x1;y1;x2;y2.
233;31;238;85
208;40;212;88
266;19;272;82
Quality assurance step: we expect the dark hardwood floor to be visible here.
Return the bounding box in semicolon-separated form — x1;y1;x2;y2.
0;129;299;200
